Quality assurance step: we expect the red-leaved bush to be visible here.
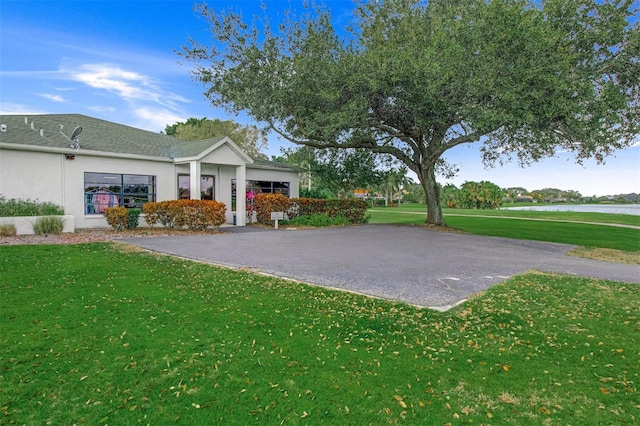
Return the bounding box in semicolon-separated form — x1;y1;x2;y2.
253;193;291;224
143;200;226;230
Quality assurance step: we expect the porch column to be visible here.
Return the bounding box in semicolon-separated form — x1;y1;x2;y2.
189;160;201;200
235;164;246;226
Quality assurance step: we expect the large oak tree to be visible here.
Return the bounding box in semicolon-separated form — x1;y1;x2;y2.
181;0;639;225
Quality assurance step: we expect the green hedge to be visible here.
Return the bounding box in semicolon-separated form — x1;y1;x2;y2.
0;196;64;217
254;195;368;225
289;198;368;224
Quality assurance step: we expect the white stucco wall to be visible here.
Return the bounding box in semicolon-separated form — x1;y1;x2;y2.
1;147;175;229
0;149;65;206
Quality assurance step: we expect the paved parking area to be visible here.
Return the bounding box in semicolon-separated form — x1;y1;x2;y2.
123;225;640;310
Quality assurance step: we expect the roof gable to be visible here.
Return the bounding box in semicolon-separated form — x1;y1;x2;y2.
175;136;254;165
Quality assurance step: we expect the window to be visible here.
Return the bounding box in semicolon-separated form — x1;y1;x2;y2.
252;181;290;196
84;172;156;215
231;179;290;211
178;175;215;200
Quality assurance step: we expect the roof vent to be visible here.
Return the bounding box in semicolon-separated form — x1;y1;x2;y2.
24;117;28;124
31;122;35;130
0;124;6;133
40;129;44;137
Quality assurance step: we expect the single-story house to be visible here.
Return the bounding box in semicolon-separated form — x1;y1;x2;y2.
0;114;299;229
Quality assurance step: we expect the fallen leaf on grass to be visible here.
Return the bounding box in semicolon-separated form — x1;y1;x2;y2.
393;395;407;408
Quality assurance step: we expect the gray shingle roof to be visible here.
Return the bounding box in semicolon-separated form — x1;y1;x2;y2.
0;114;298;172
251;157;302;171
0;114;225;158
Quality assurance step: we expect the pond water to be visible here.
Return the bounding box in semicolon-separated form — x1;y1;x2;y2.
502;204;640;215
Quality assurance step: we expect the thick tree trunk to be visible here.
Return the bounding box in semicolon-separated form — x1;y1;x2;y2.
420;164;446;226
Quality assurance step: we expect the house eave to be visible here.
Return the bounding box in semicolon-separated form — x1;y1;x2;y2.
248;163;300;172
0;142;173;162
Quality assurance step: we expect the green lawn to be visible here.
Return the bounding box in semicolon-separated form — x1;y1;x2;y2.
1;244;639;424
368;205;640;252
370;203;640;226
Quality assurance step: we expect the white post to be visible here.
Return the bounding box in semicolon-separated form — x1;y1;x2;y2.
235;164;246;226
190;160;201;199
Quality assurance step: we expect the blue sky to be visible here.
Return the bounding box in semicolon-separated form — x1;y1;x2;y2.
1;0;638;196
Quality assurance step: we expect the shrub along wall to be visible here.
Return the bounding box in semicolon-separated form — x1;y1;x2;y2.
0;196;65;217
254;194;368;225
104;207;141;231
254;193;291;223
142;200;226;230
0;196;73;235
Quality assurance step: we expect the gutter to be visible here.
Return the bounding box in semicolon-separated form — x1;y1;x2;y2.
0;142;174;162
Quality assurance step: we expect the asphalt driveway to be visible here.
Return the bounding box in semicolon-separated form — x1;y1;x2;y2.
123;225;640;310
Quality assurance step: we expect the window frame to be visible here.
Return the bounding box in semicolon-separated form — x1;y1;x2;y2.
231;179;290;211
84;172;156;215
177;174;215;200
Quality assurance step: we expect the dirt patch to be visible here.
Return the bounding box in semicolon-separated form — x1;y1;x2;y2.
414;223;466;234
0;228;224;246
567;247;640;265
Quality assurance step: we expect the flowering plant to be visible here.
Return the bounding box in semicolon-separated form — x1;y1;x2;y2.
246;191;255;221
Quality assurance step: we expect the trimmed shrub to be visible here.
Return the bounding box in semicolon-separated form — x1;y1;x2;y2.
33;216;65;235
141;202;170;227
0;196;64;217
254;195;368;226
143;200;226;230
104;206;129;231
283;213;350;227
127;208;141;229
254;193;292;224
0;224;17;236
288;198;368;224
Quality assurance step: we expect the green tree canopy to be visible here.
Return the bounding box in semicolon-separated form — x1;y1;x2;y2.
459;181;505;210
181;0;639;225
165;117;268;158
278;146;387;198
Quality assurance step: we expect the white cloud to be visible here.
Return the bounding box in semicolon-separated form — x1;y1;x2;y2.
64;63;192;117
0;70;63;78
40;93;65;102
134;107;186;133
0;103;46;115
69;64;155;101
88;105;117;113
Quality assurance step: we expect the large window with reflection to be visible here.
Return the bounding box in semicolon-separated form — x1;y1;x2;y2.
84;172;156;215
178;175;215;200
